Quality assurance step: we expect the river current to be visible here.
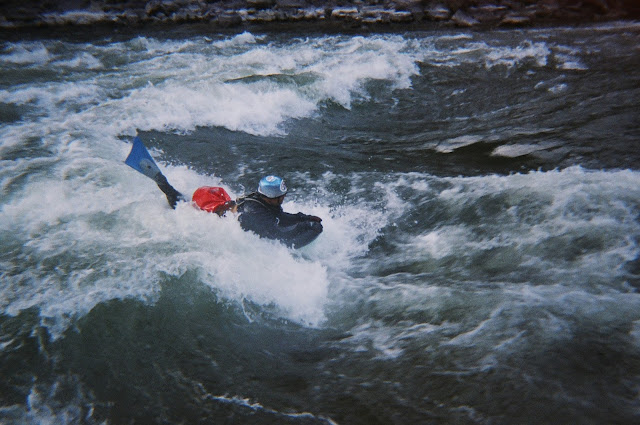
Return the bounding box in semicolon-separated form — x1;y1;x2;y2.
1;23;639;424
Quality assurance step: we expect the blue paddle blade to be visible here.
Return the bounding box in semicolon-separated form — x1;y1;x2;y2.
125;136;161;179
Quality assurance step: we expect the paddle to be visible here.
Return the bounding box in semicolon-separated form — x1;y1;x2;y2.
124;136;185;209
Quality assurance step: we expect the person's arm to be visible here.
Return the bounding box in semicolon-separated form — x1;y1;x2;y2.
272;211;323;248
277;211;321;226
284;220;323;248
154;173;184;209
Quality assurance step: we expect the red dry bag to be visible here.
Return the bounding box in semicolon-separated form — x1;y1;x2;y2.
192;186;234;214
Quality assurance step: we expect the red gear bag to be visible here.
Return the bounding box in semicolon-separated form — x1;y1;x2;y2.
192;186;233;214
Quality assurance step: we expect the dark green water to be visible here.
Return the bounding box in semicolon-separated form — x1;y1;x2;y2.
1;23;640;424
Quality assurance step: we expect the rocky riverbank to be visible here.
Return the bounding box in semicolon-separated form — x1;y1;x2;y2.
1;0;639;31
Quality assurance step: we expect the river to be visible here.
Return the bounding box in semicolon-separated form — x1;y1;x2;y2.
1;23;639;424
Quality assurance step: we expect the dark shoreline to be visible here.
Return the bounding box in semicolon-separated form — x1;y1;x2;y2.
1;21;637;46
1;0;639;37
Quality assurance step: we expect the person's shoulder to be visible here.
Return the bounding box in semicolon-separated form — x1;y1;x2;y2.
237;193;266;211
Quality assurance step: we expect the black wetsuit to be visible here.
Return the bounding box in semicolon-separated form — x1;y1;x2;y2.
237;193;323;248
155;173;184;209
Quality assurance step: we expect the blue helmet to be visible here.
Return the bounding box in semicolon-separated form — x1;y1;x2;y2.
258;175;288;198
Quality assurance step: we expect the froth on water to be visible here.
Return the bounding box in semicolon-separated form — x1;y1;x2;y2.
1;24;639;424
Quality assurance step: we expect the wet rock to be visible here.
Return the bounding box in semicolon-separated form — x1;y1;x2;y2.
360;7;388;23
451;9;479;27
331;7;360;21
467;4;508;24
40;10;110;26
535;0;560;18
389;10;413;22
0;0;639;29
299;8;326;20
425;3;451;20
501;13;531;25
142;0;208;22
216;11;243;27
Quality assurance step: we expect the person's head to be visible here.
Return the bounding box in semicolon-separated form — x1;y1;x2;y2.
258;175;287;206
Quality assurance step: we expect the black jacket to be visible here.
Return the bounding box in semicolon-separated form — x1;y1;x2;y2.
237;193;323;248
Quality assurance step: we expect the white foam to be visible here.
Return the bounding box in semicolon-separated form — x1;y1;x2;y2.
0;160;167;337
485;41;551;68
177;240;328;326
299;200;385;268
557;56;587;70
0;32;569;148
305;36;420;108
1;156;359;335
424;40;553;69
0;81;103;118
548;83;568;93
554;45;588;70
161;203;331;327
212;31;259;48
0;34;425;141
108;80;317;136
0;33;636;342
341;276;640;367
0;34;416;337
121;36;198;56
202;391;338;424
0;42;50;65
491;142;560;158
0;125;394;338
436;135;482;153
334;283;464;358
402;167;640;288
41;10;109;26
412;226;473;258
53;52;103;70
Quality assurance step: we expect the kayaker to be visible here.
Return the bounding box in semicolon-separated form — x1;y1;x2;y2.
235;175;323;248
191;176;322;248
125;137;321;248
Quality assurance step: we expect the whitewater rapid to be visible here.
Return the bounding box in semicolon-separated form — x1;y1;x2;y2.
1;24;639;424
